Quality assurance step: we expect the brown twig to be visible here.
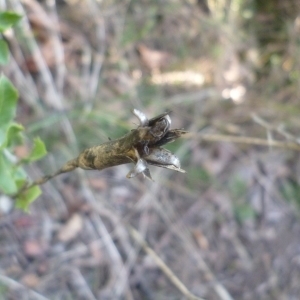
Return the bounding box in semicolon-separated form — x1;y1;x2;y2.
127;225;206;300
193;133;300;151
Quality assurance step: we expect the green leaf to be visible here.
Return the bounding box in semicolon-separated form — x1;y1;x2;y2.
22;137;47;163
0;11;22;32
0;39;9;65
15;185;41;212
5;123;24;147
29;137;47;161
0;151;18;194
0;75;18;128
0;123;24;149
0;127;5;146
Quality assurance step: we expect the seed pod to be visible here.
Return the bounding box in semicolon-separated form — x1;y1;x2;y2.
58;110;186;178
15;109;187;200
144;148;185;173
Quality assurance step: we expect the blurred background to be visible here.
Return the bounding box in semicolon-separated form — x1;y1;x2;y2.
1;0;300;299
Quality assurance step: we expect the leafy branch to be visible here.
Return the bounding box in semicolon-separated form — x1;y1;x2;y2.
0;11;47;211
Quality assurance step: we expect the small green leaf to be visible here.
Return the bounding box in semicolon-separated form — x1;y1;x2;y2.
0;127;5;146
0;123;24;149
0;75;18;127
0;39;9;65
30;137;47;161
13;165;27;181
22;137;47;163
5;123;24;147
0;151;18;194
15;185;41;212
0;11;22;32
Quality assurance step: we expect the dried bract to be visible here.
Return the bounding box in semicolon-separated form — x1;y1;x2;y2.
126;109;186;179
144;148;184;171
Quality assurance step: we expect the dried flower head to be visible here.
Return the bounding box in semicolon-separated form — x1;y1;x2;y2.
22;109;187;191
71;108;187;180
126;109;187;180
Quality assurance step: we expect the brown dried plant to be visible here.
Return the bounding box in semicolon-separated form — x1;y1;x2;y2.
18;109;187;195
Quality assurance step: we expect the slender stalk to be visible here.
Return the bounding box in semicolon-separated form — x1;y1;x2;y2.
196;133;300;151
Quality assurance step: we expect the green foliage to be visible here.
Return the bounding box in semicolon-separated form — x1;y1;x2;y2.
0;11;22;32
0;39;9;65
0;151;18;194
233;202;256;224
21;137;47;163
0;75;18;128
15;184;42;212
0;10;46;211
121;6;158;46
0;11;21;65
1;123;24;149
230;177;256;224
0;283;9;299
0;74;47;210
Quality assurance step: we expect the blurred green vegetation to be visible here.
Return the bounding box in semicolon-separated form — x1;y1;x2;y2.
0;283;8;300
230;177;257;224
186;166;212;189
280;179;300;210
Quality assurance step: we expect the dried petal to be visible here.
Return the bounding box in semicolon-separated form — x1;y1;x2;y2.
126;158;148;178
148;111;171;126
149;115;171;139
159;164;186;173
133;109;149;126
144;148;185;173
145;148;180;167
142;167;153;181
154;129;188;147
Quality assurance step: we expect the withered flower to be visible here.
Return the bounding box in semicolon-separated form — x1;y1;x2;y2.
21;110;187;191
127;109;186;180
